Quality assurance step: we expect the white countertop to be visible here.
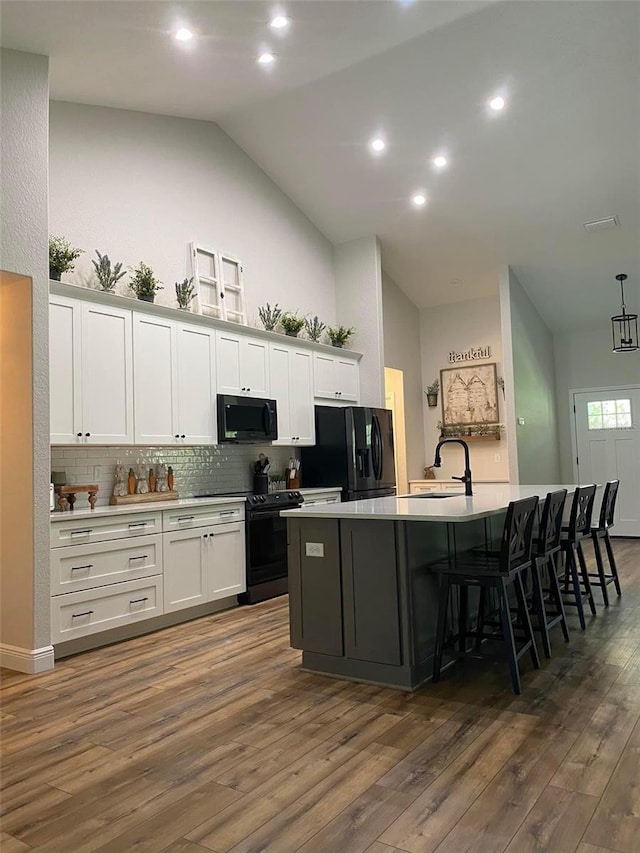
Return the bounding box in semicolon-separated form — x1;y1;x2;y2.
298;487;342;495
281;484;590;523
50;495;246;522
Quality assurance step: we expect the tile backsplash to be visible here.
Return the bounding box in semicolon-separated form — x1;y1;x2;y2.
50;445;298;506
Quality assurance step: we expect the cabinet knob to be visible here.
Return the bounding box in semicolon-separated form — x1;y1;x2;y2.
241;387;246;392
181;434;186;439
85;432;91;437
174;434;180;439
203;533;208;539
77;432;83;437
247;388;251;393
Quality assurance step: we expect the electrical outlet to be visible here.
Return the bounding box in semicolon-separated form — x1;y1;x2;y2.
494;453;501;463
305;542;324;558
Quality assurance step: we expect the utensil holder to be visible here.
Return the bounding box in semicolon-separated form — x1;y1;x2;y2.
253;473;268;495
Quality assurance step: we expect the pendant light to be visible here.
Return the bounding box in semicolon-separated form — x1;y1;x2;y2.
611;274;639;353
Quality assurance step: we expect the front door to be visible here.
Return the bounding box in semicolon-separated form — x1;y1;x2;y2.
574;387;640;537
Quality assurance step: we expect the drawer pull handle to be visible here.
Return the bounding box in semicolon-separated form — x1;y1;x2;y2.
128;555;148;562
72;610;94;619
129;597;149;605
219;511;235;517
71;564;93;572
128;522;148;529
177;516;195;522
70;529;93;537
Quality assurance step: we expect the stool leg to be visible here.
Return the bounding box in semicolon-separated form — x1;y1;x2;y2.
498;578;521;695
591;531;610;607
432;575;451;683
604;531;622;596
515;570;540;670
532;558;551;659
549;551;570;643
475;586;486;649
577;541;597;615
567;545;586;630
458;584;468;653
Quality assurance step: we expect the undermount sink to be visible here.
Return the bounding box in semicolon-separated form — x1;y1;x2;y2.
409;492;464;499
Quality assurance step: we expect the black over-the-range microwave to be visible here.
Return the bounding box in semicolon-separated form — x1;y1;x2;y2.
217;394;278;443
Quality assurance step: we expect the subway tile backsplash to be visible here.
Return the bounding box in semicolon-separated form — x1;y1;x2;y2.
50;445;298;506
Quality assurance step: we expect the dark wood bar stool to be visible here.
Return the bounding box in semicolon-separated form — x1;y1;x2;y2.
560;484;597;629
432;496;540;695
590;480;621;607
530;489;570;658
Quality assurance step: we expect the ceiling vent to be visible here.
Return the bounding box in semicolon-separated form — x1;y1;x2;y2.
584;216;620;232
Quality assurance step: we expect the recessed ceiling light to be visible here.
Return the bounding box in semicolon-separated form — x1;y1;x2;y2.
433;155;448;168
270;15;290;30
489;95;506;111
174;27;194;42
370;138;386;153
258;52;276;66
412;193;427;207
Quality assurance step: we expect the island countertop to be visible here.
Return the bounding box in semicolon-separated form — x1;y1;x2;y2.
282;483;587;523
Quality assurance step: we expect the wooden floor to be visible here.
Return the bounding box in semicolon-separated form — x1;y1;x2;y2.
1;539;639;853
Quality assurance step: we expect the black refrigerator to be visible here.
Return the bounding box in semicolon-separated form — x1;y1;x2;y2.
301;406;396;501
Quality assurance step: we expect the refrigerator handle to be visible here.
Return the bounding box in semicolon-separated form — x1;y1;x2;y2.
357;448;371;478
372;416;382;481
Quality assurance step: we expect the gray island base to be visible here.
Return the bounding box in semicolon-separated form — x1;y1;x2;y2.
284;485;581;691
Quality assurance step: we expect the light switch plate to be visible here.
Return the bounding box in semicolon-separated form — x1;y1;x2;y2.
305;542;324;558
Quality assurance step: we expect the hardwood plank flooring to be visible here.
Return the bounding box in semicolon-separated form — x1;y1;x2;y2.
1;537;638;852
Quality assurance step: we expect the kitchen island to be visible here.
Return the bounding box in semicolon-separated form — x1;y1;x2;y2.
282;484;583;690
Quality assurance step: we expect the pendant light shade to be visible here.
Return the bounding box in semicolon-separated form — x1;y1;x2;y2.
611;274;639;353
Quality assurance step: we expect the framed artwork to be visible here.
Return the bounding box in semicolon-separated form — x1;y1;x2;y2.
440;362;499;428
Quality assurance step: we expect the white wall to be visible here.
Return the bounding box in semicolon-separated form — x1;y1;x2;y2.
0;48;51;666
49;101;336;325
382;272;425;481
420;295;510;482
335;235;384;407
500;267;560;484
554;321;640;482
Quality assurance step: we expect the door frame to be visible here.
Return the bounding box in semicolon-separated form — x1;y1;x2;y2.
569;384;640;483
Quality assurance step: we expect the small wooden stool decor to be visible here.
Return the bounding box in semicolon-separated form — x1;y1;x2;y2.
55;484;99;512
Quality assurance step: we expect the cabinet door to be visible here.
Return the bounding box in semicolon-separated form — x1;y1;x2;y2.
269;344;292;444
208;522;246;600
81;303;134;444
133;314;177;444
163;528;208;612
336;357;359;402
313;353;336;399
216;331;242;395
242;338;269;397
176;322;216;444
50;296;82;444
290;349;315;445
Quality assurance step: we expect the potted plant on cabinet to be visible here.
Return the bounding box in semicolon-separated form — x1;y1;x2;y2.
280;312;305;337
327;325;354;348
258;302;282;331
92;250;126;292
129;262;162;303
425;379;439;408
175;277;195;309
49;236;83;281
304;316;326;342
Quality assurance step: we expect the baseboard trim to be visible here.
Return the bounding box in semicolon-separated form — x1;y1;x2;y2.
0;643;55;674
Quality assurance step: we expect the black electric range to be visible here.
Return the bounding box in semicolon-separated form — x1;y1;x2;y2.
196;490;304;604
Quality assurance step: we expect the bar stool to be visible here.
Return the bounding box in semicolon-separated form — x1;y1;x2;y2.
589;480;621;606
560;484;597;630
530;489;570;658
432;496;540;695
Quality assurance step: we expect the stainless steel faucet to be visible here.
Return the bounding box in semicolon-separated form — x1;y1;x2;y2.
434;438;473;496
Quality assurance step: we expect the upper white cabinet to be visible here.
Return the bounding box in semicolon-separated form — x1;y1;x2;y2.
270;343;315;446
313;353;359;403
50;295;134;445
175;322;217;444
216;330;269;398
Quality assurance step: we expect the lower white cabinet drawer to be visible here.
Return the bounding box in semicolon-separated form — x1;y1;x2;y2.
51;576;163;643
51;512;162;549
303;496;340;507
50;534;163;595
163;502;244;532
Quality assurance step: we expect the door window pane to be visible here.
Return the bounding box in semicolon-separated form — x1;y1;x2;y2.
586;399;633;430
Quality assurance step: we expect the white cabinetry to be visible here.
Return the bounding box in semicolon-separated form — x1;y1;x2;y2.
216;330;269;397
299;488;342;506
270;344;315;446
133;314;216;445
50;295;134;444
162;527;208;611
313;353;359;403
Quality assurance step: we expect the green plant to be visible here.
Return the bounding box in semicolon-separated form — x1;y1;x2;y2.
426;379;439;396
304;316;326;342
258;302;282;331
49;236;83;279
280;312;305;336
129;262;163;300
92;250;126;291
175;277;195;309
327;325;354;348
